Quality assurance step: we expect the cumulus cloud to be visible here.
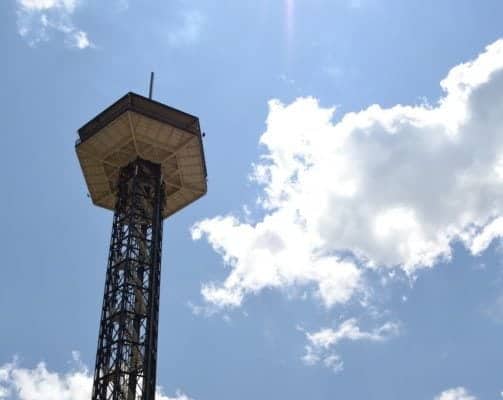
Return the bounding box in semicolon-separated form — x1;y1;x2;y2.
434;387;477;400
0;354;91;400
192;39;503;309
301;319;399;372
16;0;92;48
0;355;192;400
167;10;205;47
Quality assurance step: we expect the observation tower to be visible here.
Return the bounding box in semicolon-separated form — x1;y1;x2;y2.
76;81;207;400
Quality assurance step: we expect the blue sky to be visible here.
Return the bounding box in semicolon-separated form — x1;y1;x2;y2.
1;1;503;399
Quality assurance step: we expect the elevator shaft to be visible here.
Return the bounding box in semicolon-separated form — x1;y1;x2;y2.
92;158;164;400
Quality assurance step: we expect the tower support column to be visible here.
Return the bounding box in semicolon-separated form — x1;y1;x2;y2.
92;158;164;400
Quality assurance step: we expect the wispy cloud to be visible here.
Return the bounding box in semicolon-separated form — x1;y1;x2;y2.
301;319;400;373
167;10;205;47
16;0;93;48
483;293;503;323
159;390;194;400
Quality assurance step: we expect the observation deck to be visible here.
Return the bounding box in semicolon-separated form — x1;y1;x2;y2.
76;92;207;218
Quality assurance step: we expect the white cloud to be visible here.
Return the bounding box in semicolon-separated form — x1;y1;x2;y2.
192;215;363;309
0;356;192;400
18;0;77;12
0;356;91;400
192;39;503;309
167;10;205;47
158;390;194;400
302;319;399;372
469;216;503;254
70;30;90;49
16;0;92;48
434;387;477;400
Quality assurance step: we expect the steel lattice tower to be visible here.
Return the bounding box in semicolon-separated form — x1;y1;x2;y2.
76;90;207;400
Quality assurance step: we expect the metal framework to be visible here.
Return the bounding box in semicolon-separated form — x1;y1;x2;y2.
92;158;164;400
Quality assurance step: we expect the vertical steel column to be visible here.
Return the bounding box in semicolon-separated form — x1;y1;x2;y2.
92;158;164;400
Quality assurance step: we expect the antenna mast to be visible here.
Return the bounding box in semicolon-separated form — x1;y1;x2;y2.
149;72;154;99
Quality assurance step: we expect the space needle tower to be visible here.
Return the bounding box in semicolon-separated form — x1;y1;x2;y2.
76;77;207;399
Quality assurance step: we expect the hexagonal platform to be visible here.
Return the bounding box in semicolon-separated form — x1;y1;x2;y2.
76;92;207;218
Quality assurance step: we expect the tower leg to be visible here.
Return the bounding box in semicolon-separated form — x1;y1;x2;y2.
92;158;164;400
